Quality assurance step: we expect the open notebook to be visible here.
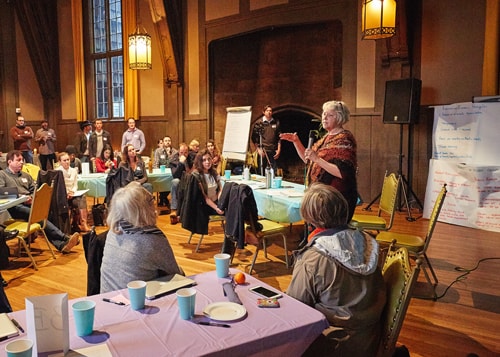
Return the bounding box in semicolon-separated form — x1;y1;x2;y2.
0;313;20;340
145;274;196;300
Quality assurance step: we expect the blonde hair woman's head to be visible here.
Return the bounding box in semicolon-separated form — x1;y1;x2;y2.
322;100;350;126
107;181;157;232
300;182;349;228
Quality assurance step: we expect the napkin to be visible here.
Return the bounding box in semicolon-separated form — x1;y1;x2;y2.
222;282;243;305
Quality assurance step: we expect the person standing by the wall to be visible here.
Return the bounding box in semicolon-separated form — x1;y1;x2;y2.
89;119;112;165
251;105;281;175
34;119;57;170
74;121;92;164
121;117;146;155
10;116;34;164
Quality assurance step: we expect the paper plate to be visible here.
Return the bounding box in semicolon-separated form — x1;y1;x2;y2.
203;302;247;322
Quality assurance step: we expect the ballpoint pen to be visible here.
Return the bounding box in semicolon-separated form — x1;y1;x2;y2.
102;298;126;306
11;318;24;333
196;321;230;328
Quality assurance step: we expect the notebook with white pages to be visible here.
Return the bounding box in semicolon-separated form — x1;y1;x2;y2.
0;313;19;340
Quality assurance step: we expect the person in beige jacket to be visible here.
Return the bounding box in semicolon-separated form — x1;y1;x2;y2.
287;183;386;356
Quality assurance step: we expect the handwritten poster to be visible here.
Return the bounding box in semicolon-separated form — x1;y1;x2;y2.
432;102;500;165
424;160;500;232
426;102;500;232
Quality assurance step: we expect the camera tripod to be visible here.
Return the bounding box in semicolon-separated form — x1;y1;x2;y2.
363;124;423;221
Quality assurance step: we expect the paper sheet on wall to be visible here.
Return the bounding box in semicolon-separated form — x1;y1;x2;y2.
222;106;252;161
432;102;500;165
424;159;500;232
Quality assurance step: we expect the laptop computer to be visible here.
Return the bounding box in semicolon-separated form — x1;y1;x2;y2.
145;274;196;300
0;187;19;200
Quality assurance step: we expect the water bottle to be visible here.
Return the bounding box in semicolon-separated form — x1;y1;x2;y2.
265;166;272;188
243;166;250;180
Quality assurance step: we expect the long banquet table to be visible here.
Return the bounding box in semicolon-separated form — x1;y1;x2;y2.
0;269;328;356
77;171;173;198
224;176;305;223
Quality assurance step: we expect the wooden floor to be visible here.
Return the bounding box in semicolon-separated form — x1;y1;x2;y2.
2;203;499;357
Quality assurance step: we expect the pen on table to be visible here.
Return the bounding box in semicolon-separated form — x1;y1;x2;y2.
102;298;126;306
196;321;231;328
11;318;24;333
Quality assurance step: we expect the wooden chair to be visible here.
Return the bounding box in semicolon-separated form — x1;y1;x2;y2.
21;163;41;181
246;218;289;275
376;183;447;300
349;172;400;234
377;245;421;357
5;183;56;270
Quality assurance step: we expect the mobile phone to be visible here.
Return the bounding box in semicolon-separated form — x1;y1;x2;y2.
249;285;283;299
257;298;280;308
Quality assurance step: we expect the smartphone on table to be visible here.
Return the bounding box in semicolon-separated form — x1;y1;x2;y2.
249;285;283;299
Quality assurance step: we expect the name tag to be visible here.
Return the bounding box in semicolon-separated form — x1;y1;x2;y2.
134;134;139;138
103;137;108;141
272;124;277;129
160;155;166;159
21;178;28;183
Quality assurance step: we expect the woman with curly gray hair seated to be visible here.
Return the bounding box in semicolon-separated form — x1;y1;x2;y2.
100;182;183;293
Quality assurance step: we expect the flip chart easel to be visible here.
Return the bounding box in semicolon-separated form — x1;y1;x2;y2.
222;106;252;162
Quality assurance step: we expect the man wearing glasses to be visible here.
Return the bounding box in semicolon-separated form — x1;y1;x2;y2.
10;116;34;164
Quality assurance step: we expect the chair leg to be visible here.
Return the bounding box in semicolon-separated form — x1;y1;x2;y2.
248;246;261;275
18;237;38;270
281;233;289;268
421;253;438;300
187;232;194;244
195;234;205;253
40;230;56;259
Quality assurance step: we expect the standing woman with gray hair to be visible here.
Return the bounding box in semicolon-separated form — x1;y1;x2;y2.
280;100;358;221
100;182;183;293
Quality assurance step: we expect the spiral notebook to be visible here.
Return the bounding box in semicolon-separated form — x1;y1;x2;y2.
0;313;19;340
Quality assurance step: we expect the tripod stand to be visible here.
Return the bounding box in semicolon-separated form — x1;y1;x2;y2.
363;124;423;221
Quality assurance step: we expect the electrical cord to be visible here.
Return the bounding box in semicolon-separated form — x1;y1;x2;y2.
420;257;500;300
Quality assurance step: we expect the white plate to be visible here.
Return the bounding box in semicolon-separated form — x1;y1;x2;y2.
203;302;247;322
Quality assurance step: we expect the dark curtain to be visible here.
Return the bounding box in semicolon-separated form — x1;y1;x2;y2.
14;0;61;104
163;0;184;85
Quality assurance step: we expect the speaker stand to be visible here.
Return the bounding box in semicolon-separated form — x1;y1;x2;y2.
396;125;423;221
362;125;423;221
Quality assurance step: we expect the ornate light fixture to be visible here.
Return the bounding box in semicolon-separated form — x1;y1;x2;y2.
362;0;397;40
129;28;151;70
128;1;151;69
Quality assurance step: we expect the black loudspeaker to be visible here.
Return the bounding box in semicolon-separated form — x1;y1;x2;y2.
383;78;422;124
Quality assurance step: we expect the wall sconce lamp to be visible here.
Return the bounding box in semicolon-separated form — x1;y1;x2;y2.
129;28;152;69
362;0;397;40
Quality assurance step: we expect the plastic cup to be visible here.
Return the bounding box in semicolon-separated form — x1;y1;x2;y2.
160;165;166;173
176;287;196;320
273;177;283;188
224;170;231;180
127;280;147;310
5;339;33;357
214;253;231;278
72;300;96;337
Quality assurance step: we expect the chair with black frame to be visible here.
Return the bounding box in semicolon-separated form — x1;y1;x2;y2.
376;183;447;300
349;172;400;235
377;244;421;357
5;183;56;270
181;172;225;253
